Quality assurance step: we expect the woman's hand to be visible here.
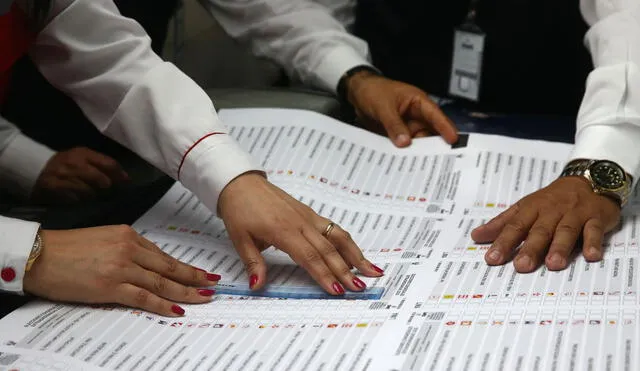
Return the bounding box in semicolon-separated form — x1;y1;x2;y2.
218;173;384;295
23;225;221;317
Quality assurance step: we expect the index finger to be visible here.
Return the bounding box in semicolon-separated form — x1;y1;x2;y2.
412;97;458;144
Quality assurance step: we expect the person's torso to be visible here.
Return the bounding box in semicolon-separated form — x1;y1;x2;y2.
0;2;35;107
354;0;592;115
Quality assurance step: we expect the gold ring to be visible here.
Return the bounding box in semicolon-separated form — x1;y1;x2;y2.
322;222;336;239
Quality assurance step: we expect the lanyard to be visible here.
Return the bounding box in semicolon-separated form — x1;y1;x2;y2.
465;0;481;24
460;0;483;33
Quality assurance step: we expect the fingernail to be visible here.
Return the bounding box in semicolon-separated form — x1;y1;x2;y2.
588;247;601;259
396;134;410;145
488;250;502;262
516;255;533;271
332;282;345;295
207;273;221;282
171;305;185;316
548;253;565;267
353;277;367;290
249;274;258;289
371;264;385;274
197;289;215;296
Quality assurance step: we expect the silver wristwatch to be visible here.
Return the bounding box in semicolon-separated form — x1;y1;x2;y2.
560;159;633;207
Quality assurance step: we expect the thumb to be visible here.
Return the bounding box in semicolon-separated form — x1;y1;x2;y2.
233;235;268;291
378;106;412;148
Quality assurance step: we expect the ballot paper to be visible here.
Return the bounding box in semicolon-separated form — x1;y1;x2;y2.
1;108;639;371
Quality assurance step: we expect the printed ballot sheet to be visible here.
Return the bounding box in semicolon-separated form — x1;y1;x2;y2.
1;108;640;371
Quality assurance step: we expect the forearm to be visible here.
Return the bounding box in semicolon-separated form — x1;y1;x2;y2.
31;0;261;213
0;117;54;197
206;0;372;93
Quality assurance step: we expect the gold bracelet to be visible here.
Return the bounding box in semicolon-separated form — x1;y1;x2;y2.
25;228;43;272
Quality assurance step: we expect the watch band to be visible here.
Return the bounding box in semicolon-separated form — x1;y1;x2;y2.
25;227;43;272
560;159;633;207
560;159;593;178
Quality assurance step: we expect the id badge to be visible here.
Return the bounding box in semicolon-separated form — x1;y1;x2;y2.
448;27;485;102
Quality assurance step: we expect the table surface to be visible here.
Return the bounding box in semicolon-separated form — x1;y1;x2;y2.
0;106;576;318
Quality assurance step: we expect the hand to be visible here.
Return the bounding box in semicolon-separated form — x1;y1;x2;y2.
23;225;221;317
471;177;621;273
218;173;384;295
32;147;129;204
345;70;458;147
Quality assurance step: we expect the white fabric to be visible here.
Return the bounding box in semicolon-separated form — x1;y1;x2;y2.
0;216;38;294
573;1;640;185
205;0;371;93
0;0;262;294
0;117;55;197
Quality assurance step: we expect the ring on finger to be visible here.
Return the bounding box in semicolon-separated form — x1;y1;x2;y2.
322;222;336;239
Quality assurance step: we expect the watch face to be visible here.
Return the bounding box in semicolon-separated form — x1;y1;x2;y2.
590;161;626;190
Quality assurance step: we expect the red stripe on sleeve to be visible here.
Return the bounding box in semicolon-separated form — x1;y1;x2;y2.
177;132;225;180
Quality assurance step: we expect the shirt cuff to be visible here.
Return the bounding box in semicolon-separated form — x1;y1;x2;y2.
311;45;374;94
178;133;264;216
0;216;39;295
570;124;640;187
0;133;55;197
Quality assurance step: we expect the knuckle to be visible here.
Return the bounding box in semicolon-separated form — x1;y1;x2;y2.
133;288;150;306
301;250;322;265
505;219;527;234
587;219;604;233
113;242;135;259
338;266;353;278
152;274;168;293
163;256;179;274
115;225;138;240
528;226;553;241
556;223;579;236
191;268;201;282
244;258;262;272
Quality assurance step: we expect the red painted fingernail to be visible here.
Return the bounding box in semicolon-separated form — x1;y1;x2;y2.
171;305;185;316
332;282;345;295
206;273;221;282
197;289;215;296
249;274;258;289
371;264;384;274
353;277;367;290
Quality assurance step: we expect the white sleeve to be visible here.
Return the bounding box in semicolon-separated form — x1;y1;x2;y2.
205;0;372;93
0;117;55;197
30;0;262;213
0;216;39;294
573;1;640;183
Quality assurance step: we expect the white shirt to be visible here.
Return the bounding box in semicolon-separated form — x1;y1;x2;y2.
0;0;262;294
207;0;640;180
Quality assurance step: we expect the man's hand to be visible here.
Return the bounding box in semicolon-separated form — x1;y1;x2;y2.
471;177;621;273
24;225;221;317
218;173;383;295
32;147;129;204
345;70;458;147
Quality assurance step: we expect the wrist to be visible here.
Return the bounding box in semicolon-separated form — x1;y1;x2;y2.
217;171;267;215
337;65;381;105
